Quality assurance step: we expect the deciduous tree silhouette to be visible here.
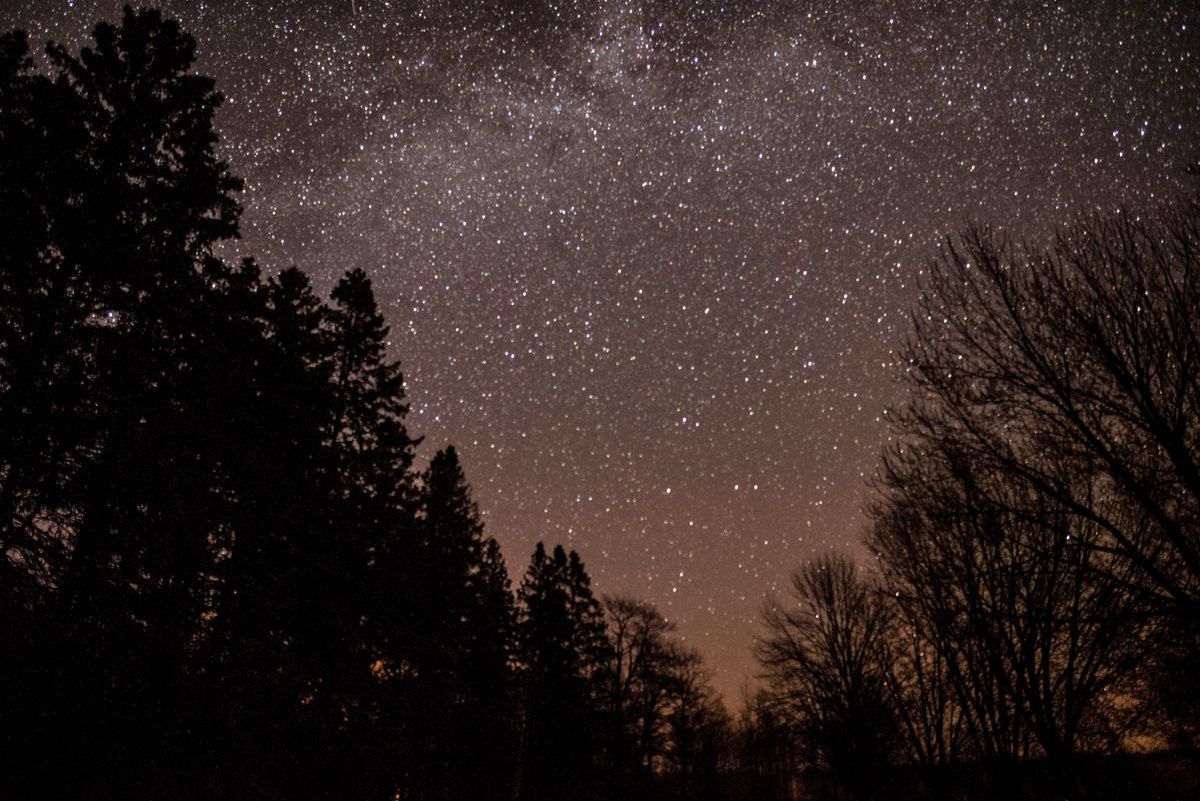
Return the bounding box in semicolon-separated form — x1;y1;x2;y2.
889;198;1200;751
875;589;963;800
756;552;898;801
728;690;799;801
870;438;1151;799
598;596;679;795
660;643;728;801
900;203;1200;632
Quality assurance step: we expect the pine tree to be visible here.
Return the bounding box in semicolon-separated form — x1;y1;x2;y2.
276;266;421;791
210;264;334;681
418;446;512;682
1;11;439;800
46;6;245;651
406;446;514;800
0;35;98;798
1;9;254;798
0;29;91;610
516;543;609;801
327;267;417;515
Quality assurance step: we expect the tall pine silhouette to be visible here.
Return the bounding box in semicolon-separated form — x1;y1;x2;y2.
516;543;610;801
0;8;253;798
378;445;515;801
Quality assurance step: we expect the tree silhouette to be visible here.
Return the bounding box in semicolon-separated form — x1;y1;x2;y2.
376;445;515;801
756;552;898;801
598;596;678;795
327;267;417;514
875;589;963;800
871;440;1152;797
893;203;1200;747
49;4;244;643
900;207;1200;622
0;8;263;798
515;542;610;801
200;262;358;797
660;643;728;801
0;29;90;608
729;690;799;801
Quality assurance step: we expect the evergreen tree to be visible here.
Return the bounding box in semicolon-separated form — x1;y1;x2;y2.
268;267;332;373
326;267;417;515
516;542;609;801
221;264;335;669
198;262;353;798
0;9;760;800
1;9;253;798
379;445;514;801
286;266;421;794
418;446;513;706
47;5;244;649
0;29;92;611
0;36;96;797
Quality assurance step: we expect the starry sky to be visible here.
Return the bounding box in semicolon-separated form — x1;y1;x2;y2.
8;0;1199;704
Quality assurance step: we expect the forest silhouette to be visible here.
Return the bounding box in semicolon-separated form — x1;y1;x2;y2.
1;8;1198;801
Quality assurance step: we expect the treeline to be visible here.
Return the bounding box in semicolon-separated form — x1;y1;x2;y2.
754;199;1200;799
0;9;729;801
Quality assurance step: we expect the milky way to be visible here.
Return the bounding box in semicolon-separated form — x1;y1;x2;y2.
9;0;1199;703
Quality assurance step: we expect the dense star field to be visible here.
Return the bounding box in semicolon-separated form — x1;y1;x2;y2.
9;0;1198;702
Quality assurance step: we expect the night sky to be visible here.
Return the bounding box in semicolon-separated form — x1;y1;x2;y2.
9;0;1199;703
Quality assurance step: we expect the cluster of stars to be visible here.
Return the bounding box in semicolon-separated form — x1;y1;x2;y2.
12;0;1198;703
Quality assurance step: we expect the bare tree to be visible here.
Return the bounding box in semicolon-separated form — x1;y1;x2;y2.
756;552;898;801
900;200;1200;620
596;595;728;800
598;595;678;794
729;690;798;801
870;434;1152;797
878;590;964;800
661;644;727;801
